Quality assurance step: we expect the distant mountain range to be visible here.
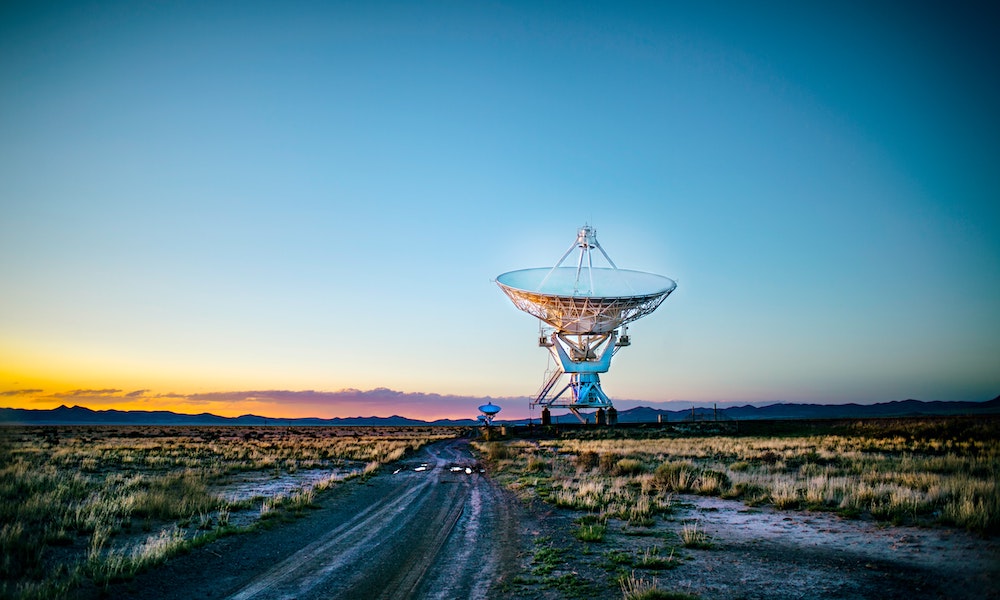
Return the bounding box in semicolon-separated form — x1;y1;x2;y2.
0;404;476;426
2;396;998;426
611;396;1000;424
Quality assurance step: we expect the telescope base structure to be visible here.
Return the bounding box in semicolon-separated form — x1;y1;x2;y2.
531;332;622;424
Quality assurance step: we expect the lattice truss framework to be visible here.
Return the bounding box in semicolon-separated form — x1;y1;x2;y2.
496;286;673;335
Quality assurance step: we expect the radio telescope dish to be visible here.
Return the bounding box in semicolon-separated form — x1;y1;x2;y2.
478;402;501;426
496;267;675;334
495;225;676;423
478;403;502;416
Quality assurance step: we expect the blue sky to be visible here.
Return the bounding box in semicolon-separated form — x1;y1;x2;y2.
1;1;997;418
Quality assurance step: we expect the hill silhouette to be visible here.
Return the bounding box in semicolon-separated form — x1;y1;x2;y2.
1;395;997;426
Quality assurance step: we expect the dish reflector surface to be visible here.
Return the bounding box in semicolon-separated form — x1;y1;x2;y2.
496;267;676;334
497;267;673;298
478;403;502;415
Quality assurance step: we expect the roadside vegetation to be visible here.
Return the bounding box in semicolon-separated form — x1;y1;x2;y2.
476;416;999;599
0;425;458;599
479;417;999;534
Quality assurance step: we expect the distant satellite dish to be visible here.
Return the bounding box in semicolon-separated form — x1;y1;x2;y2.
496;225;676;422
477;402;501;426
476;402;500;427
478;403;502;416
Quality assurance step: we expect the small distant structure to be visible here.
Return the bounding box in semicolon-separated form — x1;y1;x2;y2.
477;402;501;427
680;404;732;422
496;225;677;424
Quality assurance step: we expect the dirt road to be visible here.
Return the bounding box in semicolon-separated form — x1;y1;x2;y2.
92;437;999;600
102;439;520;600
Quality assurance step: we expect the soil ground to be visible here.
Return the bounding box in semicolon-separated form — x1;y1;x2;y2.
84;438;999;600
502;494;1000;599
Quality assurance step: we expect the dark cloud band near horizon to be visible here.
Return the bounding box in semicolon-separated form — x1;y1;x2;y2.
0;386;533;419
3;386;996;423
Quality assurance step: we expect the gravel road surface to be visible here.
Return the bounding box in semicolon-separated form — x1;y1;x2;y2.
99;438;520;600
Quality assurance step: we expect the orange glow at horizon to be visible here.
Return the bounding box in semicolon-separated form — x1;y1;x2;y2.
0;391;483;421
0;367;508;421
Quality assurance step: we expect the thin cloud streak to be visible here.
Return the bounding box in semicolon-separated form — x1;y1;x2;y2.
1;387;531;420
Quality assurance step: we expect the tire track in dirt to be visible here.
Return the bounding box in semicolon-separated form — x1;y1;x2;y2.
227;478;432;599
225;439;506;600
367;448;470;600
97;438;521;600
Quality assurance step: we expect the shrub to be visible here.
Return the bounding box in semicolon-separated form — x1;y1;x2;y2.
727;481;770;505
599;453;622;474
526;455;549;473
615;458;646;476
132;471;217;520
695;470;730;495
576;451;600;470
771;481;801;509
654;462;697;493
481;442;510;462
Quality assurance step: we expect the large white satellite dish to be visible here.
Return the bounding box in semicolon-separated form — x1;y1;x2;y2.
496;225;676;423
496;267;674;335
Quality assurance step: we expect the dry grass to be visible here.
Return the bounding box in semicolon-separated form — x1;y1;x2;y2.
475;417;997;599
476;417;1000;536
619;570;697;600
678;521;711;549
0;425;458;599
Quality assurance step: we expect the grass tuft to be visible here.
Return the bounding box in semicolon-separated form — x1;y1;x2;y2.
619;571;698;600
679;521;712;549
574;523;607;542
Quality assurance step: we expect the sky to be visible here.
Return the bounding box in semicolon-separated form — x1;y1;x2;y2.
1;1;998;420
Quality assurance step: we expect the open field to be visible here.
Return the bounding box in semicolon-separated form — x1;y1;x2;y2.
2;417;997;599
0;425;461;599
475;416;1000;598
